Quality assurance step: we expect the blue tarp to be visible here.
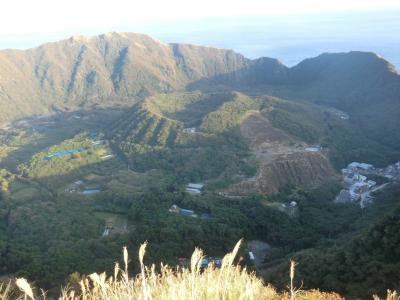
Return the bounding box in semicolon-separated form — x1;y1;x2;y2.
89;131;98;138
43;149;83;160
201;259;209;267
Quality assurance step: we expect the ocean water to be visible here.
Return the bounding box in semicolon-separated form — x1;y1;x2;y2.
1;11;398;70
148;11;400;69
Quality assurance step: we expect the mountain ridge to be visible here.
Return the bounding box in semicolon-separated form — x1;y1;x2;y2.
1;31;399;155
0;32;250;124
1;32;397;125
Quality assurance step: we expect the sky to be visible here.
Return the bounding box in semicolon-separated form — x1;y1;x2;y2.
0;0;399;67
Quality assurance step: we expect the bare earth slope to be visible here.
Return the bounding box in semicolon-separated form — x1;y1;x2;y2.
225;112;337;195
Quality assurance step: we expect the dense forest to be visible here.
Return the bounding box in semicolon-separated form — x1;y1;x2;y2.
0;34;399;299
263;185;400;299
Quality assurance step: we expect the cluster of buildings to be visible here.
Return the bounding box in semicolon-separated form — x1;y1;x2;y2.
378;161;400;181
186;183;204;195
335;161;400;208
335;162;376;206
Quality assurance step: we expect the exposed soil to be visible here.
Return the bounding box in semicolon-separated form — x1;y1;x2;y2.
240;113;291;148
223;112;337;196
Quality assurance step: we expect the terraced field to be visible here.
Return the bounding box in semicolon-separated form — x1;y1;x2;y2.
111;105;179;148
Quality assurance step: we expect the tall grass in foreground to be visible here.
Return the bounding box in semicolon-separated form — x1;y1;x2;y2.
5;240;397;300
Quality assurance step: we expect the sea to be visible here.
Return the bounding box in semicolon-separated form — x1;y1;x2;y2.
1;10;399;70
148;10;400;70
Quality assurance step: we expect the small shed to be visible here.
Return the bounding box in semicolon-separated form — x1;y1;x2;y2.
248;251;255;260
169;205;180;213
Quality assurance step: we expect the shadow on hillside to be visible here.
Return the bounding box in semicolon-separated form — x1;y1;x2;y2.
184;58;292;97
163;92;234;127
185;64;400;160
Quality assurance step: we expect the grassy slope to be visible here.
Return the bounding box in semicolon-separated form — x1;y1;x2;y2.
0;241;350;300
5;241;396;300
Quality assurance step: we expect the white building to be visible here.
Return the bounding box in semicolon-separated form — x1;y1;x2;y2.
186;183;204;195
186;188;202;194
367;180;376;188
305;145;321;152
348;162;373;170
187;183;204;190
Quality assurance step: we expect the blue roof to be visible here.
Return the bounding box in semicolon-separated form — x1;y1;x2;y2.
201;258;209;266
44;149;83;160
89;131;98;138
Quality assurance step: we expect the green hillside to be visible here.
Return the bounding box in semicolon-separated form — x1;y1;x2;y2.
0;33;399;299
0;34;398;160
283;52;400;149
110;91;256;184
190;51;400;158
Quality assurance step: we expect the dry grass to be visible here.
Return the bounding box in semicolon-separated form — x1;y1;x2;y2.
3;240;396;300
0;281;11;300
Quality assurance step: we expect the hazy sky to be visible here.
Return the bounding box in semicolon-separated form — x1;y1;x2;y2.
1;0;399;68
1;0;399;36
